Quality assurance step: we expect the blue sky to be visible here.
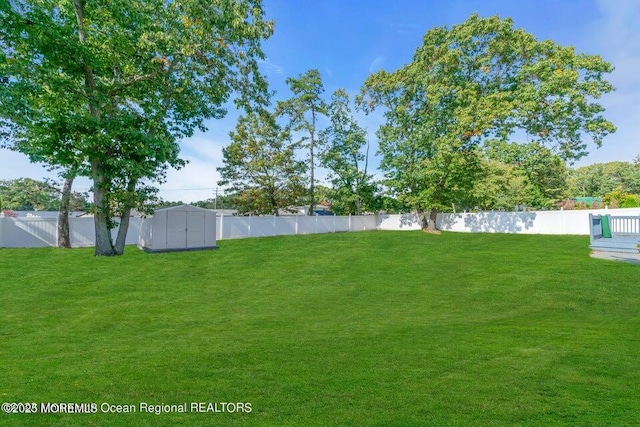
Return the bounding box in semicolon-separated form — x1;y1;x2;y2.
1;0;638;202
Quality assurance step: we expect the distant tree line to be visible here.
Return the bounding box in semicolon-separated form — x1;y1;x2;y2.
0;178;89;212
4;155;639;218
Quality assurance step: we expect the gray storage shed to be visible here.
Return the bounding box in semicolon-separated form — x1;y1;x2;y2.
138;205;217;252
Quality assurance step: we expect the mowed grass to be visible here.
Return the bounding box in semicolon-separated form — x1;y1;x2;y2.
1;231;639;426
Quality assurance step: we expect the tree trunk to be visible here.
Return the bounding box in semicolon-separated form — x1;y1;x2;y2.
92;159;116;256
309;143;315;216
308;111;316;216
269;192;279;216
417;210;428;230
114;178;137;255
114;207;131;255
75;1;114;255
57;174;74;248
425;208;439;232
417;208;439;232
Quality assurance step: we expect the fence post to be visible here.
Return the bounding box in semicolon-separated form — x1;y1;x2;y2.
0;217;4;248
219;213;224;241
248;214;252;237
295;215;299;235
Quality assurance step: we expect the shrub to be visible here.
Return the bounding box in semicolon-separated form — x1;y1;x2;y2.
557;199;576;210
621;195;640;208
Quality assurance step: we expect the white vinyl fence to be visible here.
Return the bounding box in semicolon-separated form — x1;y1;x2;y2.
218;214;376;240
2;208;640;248
378;208;640;235
0;214;377;248
0;217;141;248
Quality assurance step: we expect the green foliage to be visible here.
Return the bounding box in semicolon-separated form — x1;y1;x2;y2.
218;111;307;215
471;159;533;211
0;0;273;254
361;14;615;226
0;177;88;211
277;69;327;214
569;161;640;197
603;189;640;208
481;140;569;209
620;195;640;208
319;89;379;214
0;178;58;211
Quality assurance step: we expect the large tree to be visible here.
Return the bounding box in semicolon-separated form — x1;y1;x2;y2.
319;89;378;215
360;14;615;231
0;0;273;255
217;111;306;215
277;69;326;216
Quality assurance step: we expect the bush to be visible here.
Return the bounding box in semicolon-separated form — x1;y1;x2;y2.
621;195;640;208
557;199;576;210
603;189;628;208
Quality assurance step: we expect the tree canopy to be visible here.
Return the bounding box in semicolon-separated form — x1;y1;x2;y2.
217;111;306;215
319;89;378;215
360;14;615;230
569;160;640;198
277;69;327;215
0;177;87;211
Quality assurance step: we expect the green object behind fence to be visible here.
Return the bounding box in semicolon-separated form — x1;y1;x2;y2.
601;215;612;238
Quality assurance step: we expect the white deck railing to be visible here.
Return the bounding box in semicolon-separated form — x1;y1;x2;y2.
609;215;640;236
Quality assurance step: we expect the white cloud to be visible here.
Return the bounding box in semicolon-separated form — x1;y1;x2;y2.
574;0;640;165
368;55;386;73
156;133;229;202
324;66;334;79
259;59;284;75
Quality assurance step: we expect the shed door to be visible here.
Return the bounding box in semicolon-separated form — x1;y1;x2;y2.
166;211;187;248
186;211;205;248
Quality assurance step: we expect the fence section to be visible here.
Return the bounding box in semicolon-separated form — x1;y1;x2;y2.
3;209;640;248
0;217;140;248
0;214;378;248
216;214;378;240
377;208;640;235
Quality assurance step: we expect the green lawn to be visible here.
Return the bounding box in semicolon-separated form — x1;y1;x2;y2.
1;231;638;426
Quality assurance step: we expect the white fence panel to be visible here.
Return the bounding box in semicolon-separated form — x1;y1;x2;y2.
0;216;142;248
350;215;378;231
376;208;640;235
296;216;318;235
123;218;141;245
70;217;95;247
0;218;57;247
377;213;421;230
248;216;280;238
218;216;250;240
334;216;350;232
275;216;298;236
316;216;334;234
214;215;373;240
